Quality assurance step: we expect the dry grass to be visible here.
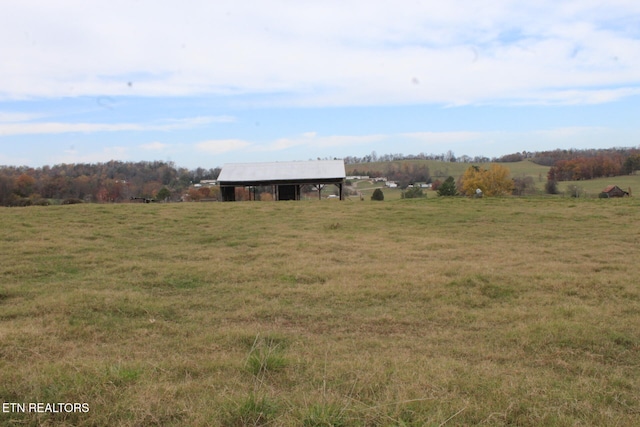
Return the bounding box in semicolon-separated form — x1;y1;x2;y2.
1;197;639;426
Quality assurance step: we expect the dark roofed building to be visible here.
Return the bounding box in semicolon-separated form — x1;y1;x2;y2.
217;160;346;201
601;185;629;198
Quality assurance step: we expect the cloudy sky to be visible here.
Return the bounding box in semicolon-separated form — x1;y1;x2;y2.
1;0;639;168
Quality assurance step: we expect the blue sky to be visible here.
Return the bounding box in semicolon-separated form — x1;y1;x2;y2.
1;0;639;169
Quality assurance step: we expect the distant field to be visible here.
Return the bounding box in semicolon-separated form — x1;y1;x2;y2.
347;159;550;180
347;159;640;200
1;198;639;426
558;174;640;197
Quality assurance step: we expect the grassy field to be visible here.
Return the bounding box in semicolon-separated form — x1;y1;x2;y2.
346;159;550;181
347;159;640;200
1;197;639;426
557;174;638;197
347;159;551;200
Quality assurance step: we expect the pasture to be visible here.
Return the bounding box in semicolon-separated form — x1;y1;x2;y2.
1;197;639;426
346;159;550;181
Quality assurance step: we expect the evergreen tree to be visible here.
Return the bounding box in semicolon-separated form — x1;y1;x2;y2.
437;176;457;196
371;188;384;201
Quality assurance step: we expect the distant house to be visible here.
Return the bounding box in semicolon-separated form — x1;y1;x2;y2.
601;185;629;198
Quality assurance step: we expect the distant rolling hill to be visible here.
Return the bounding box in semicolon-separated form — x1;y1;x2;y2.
346;159;550;180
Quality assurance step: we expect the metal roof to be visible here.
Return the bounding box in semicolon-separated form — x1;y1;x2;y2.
218;160;346;184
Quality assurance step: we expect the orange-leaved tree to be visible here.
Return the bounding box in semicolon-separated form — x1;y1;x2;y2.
460;164;514;196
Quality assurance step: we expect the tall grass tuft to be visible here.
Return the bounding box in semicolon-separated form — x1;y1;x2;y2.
223;393;279;426
245;334;289;377
302;403;348;427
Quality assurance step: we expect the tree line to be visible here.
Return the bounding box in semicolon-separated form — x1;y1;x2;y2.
343;150;488;164
2;146;639;206
0;161;220;206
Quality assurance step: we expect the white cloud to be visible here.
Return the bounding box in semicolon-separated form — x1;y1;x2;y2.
195;139;251;154
0;1;638;106
0;112;44;123
0;115;232;136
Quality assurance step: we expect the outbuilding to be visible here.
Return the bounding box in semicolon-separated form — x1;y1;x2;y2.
217;160;346;201
601;185;630;198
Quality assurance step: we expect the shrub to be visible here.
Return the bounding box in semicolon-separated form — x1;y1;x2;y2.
567;184;582;198
31;198;50;206
10;197;32;207
512;176;537;196
371;188;384;201
545;179;559;195
401;186;425;199
259;192;274;202
63;198;83;205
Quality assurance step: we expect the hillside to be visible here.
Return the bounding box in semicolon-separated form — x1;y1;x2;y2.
346;158;640;199
346;159;550;180
2;148;639;205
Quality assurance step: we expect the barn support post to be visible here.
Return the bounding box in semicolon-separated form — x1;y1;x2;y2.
316;184;325;200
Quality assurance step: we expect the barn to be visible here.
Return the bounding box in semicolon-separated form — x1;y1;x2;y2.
217;160;346;201
601;185;630;198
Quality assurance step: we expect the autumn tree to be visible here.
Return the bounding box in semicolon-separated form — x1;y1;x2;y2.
460;164;514;196
484;164;514;196
187;188;202;201
460;166;484;196
197;187;211;199
14;174;36;197
548;155;624;181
